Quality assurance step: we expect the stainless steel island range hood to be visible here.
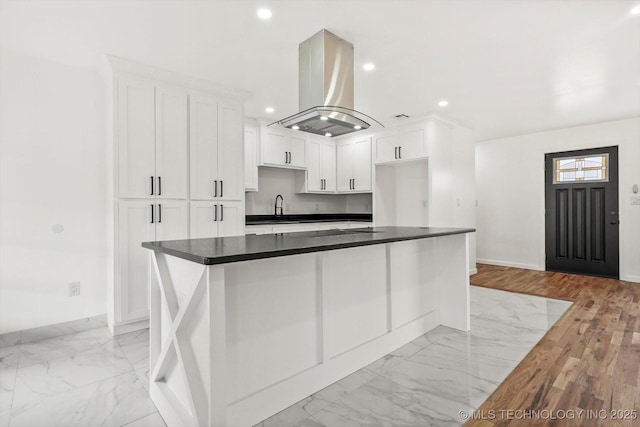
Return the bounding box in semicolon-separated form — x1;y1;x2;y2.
270;29;382;138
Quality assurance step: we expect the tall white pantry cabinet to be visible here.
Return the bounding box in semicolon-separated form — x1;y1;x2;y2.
104;57;247;335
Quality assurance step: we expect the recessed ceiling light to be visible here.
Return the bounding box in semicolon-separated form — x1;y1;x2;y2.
631;4;640;14
363;63;375;72
291;125;299;130
265;106;274;113
320;116;328;121
325;132;332;137
438;100;449;107
353;125;362;130
257;8;272;20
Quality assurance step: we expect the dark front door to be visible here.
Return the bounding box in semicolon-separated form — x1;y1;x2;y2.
545;146;619;278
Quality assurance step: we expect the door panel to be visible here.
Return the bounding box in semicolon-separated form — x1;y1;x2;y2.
545;146;619;278
189;94;219;200
118;201;156;322
306;139;322;191
321;141;336;191
156;201;188;241
288;136;306;168
190;202;218;238
336;141;353;191
117;77;156;199
218;100;244;200
262;131;287;166
353;138;372;191
155;85;188;199
217;201;244;237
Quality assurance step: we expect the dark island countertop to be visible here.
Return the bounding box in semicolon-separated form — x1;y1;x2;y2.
246;213;372;225
142;226;475;266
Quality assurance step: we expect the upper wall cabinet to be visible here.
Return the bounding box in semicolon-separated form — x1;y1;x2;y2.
375;123;428;164
244;122;259;192
336;136;372;192
117;77;188;199
261;127;306;169
305;137;336;192
190;94;244;201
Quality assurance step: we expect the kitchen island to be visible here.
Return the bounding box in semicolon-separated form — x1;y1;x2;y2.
142;226;474;427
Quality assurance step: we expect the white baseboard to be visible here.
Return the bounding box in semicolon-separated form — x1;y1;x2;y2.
476;258;543;271
621;275;640;284
110;318;149;336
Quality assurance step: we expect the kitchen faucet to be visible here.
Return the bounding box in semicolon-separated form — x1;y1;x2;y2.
274;194;284;216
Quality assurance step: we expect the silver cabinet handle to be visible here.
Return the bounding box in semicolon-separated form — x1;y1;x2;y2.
398;146;402;159
214;180;218;197
150;176;154;195
220;180;223;197
394;147;398;159
214;204;218;221
158;176;161;196
150;204;154;223
220;204;224;221
158;204;162;223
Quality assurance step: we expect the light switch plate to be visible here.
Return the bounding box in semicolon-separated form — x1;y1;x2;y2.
631;197;640;206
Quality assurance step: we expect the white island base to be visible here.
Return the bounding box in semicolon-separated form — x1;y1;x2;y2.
147;233;470;427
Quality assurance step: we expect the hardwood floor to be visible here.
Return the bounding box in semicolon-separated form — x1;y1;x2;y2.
468;264;640;427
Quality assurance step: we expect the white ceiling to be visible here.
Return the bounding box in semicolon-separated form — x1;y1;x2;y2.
1;0;639;140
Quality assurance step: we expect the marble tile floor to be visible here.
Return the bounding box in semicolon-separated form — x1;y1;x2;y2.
0;286;571;427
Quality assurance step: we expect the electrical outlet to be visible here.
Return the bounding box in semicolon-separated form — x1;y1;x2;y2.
69;282;80;296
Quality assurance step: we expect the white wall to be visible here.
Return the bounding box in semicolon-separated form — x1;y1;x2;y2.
0;49;107;334
476;118;640;282
245;167;372;215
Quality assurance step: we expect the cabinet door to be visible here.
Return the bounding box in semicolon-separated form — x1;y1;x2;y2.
190;202;219;239
190;94;219;200
217;201;244;237
399;127;427;161
218;100;244;200
305;139;322;191
336;141;353;192
353;138;372;191
155;85;188;199
118;201;156;322
262;130;287;166
321;141;337;192
375;134;399;164
288;135;306;168
117;77;156;199
155;201;189;241
244;125;259;192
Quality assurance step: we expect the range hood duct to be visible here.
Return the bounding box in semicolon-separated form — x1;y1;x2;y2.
270;29;382;137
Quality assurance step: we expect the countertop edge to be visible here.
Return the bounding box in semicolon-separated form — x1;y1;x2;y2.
142;228;475;266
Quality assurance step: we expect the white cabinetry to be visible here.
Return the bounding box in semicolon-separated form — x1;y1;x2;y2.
261;128;306;168
190;201;244;238
106;56;248;335
117;78;188;199
117;200;188;322
190;94;243;201
337;137;372;192
244;121;259;191
305;138;336;192
375;123;428;164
